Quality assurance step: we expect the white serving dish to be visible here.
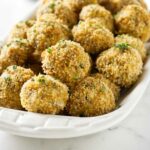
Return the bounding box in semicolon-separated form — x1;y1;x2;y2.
0;2;150;139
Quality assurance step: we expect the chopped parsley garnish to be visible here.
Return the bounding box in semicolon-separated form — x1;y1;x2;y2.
79;21;83;24
31;78;35;81
100;85;106;93
73;75;79;81
47;47;52;53
4;76;11;82
13;65;17;70
115;43;129;51
79;63;84;69
49;3;55;11
38;77;45;83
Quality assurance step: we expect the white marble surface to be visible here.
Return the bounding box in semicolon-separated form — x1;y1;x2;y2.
0;0;150;150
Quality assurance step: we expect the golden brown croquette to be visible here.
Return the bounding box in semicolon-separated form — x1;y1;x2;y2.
20;74;69;114
42;40;92;88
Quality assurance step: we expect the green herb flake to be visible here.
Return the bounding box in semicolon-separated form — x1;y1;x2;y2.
47;47;52;53
31;78;35;81
73;75;79;81
13;65;17;70
79;63;84;69
79;21;83;25
115;43;129;51
4;76;11;82
38;76;45;83
49;3;55;11
100;85;106;93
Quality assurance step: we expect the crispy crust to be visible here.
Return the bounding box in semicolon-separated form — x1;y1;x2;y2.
67;75;116;117
115;34;147;61
96;46;143;87
72;19;114;54
0;66;34;109
42;40;92;88
80;4;114;31
115;5;150;42
20;74;69;114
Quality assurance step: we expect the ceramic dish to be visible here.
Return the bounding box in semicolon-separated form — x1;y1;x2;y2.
0;2;150;139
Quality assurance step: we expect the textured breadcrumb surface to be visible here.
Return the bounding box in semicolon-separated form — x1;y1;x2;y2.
115;5;150;42
96;46;143;87
0;66;34;109
0;38;33;73
42;40;92;88
37;0;78;28
67;75;116;117
27;19;70;61
72;19;114;54
20;74;69;114
98;0;147;14
115;34;147;61
63;0;98;13
80;4;114;31
7;19;35;42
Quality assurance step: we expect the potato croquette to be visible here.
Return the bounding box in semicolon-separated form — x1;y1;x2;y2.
66;75;116;117
72;19;114;54
37;0;78;28
80;4;114;31
98;0;147;14
20;74;69;114
64;0;98;13
96;43;143;87
115;5;150;42
0;38;33;73
115;34;147;61
7;20;35;42
0;66;34;109
27;20;71;61
42;40;92;87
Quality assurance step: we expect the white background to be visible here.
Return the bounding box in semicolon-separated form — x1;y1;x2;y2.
0;0;150;150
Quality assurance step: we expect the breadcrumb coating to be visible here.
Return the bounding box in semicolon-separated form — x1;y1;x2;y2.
96;45;143;87
93;73;120;100
7;19;35;42
0;66;34;109
0;38;33;73
20;74;69;114
80;4;114;31
66;75;116;117
27;20;71;61
72;19;114;54
115;34;147;61
63;0;98;13
115;5;150;42
98;0;147;14
37;0;78;28
42;40;92;87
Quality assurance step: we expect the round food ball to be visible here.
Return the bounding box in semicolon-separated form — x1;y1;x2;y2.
64;0;98;13
7;19;35;42
98;0;147;14
115;5;150;42
80;4;114;31
115;34;147;61
0;66;34;109
37;0;78;28
42;40;92;87
20;74;69;114
66;75;116;117
72;19;114;54
27;20;70;61
96;43;143;87
0;38;33;74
